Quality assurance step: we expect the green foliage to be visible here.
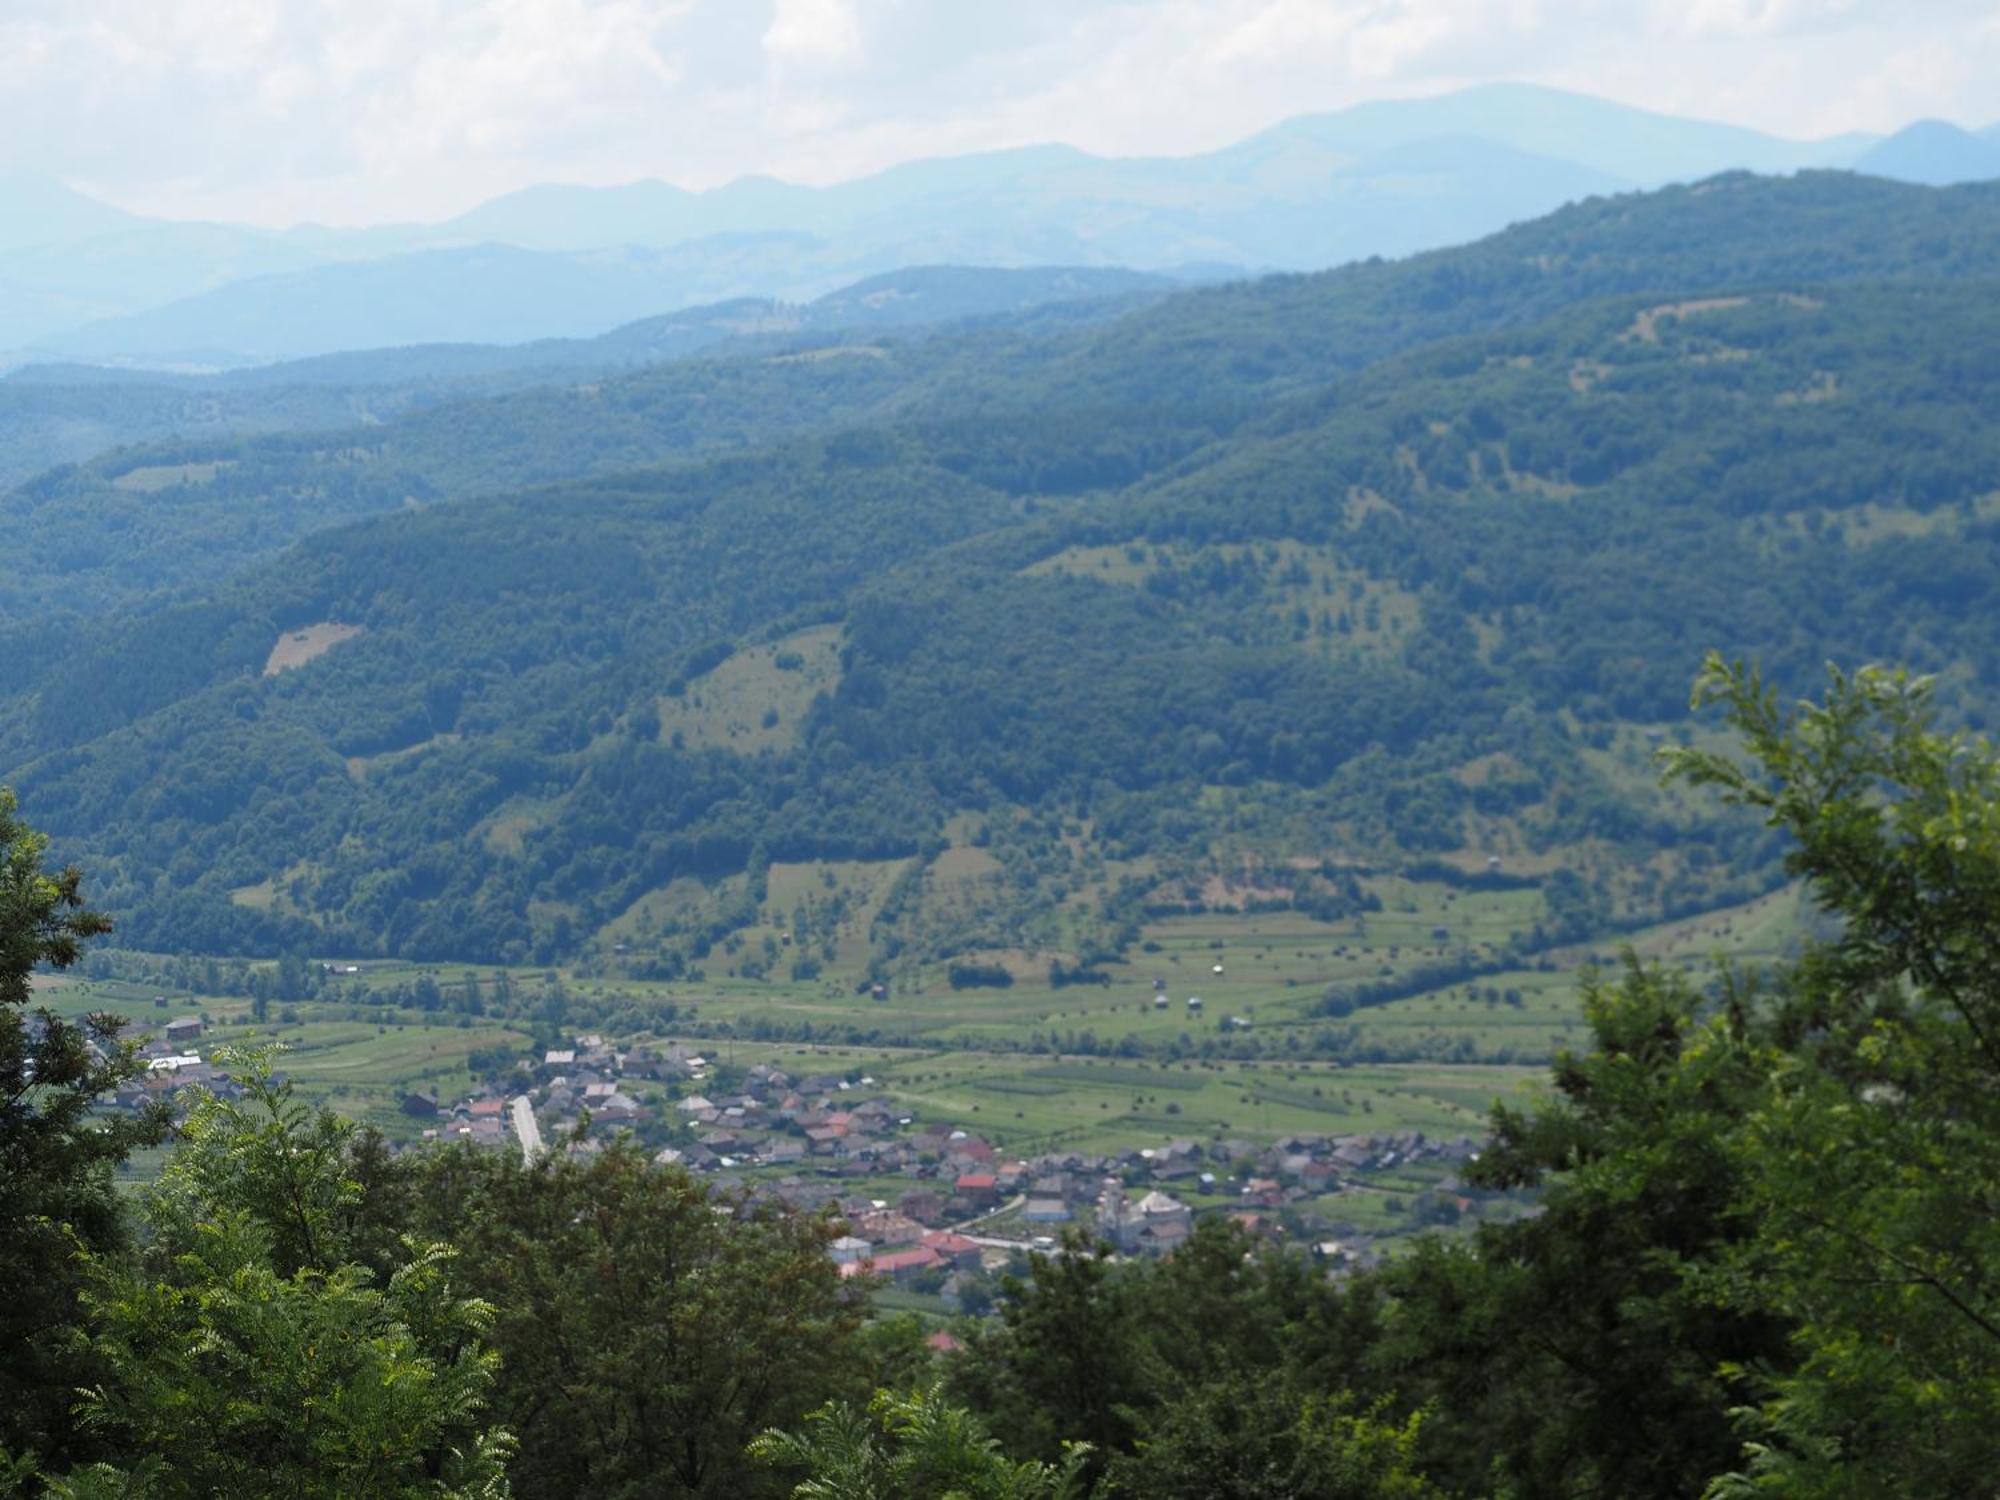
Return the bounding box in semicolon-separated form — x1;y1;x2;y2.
46;1051;511;1499
0;788;163;1470
1368;959;1787;1496
1113;1389;1442;1500
951;1222;1388;1493
0;785;112;1006
396;1142;862;1500
749;1385;1090;1500
1664;659;2000;1495
1360;659;2000;1496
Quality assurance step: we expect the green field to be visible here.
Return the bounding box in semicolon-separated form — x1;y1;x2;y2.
37;872;1812;1174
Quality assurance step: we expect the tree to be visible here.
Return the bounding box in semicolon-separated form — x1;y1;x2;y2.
950;1222;1387;1489
45;1051;512;1499
949;1236;1142;1469
1664;659;2000;1495
1380;657;2000;1496
749;1385;1090;1500
1109;1386;1443;1500
1367;959;1788;1497
0;788;166;1470
400;1142;860;1499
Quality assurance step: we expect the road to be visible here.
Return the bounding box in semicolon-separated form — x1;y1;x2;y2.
510;1095;544;1164
945;1193;1032;1249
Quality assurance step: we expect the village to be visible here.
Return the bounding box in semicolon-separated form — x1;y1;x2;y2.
112;1010;1494;1293
423;1031;1491;1285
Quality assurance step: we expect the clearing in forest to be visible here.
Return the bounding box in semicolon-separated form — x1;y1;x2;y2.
263;622;365;676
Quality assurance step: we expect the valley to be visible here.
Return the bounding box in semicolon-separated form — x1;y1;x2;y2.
10;35;2000;1493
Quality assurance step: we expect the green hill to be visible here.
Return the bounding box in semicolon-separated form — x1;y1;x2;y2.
10;175;2000;971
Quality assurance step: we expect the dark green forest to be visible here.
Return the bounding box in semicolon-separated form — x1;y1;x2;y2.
5;172;2000;976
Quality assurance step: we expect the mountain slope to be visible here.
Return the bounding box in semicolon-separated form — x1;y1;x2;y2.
40;241;817;364
0;172;143;251
1228;82;1868;184
11;170;1998;626
11;270;2000;968
0;266;1171;488
1854;120;2000;185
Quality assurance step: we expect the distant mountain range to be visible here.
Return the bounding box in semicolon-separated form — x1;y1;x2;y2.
1853;119;2000;186
4;83;1995;365
0;265;1172;488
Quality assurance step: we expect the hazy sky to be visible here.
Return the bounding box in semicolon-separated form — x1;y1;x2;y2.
7;0;1998;226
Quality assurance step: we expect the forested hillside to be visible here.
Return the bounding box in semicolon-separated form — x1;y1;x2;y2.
7;172;1998;619
0;265;1167;499
8;173;2000;971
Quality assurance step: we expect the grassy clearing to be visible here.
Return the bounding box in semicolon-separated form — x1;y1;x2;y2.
477;796;566;858
1022;539;1423;657
346;733;460;779
32;971;531;1138
110;460;231;492
263;622;365;676
657;624;844;754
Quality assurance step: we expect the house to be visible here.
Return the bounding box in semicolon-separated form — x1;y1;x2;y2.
1108;1189;1193;1255
1227;1210;1279;1239
164;1016;204;1044
829;1235;874;1265
468;1097;505;1121
919;1231;984;1271
948;1135;996;1164
623;1048;668;1079
543;1049;576;1067
400;1091;440;1117
954;1173;1000;1209
1022;1198;1072;1223
857;1210;926;1246
839;1246;943;1284
593;1092;644;1125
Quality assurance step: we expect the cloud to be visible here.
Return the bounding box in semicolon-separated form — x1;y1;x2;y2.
763;0;865;69
1;0;1996;225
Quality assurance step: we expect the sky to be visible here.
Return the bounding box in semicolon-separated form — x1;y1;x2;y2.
5;0;1998;227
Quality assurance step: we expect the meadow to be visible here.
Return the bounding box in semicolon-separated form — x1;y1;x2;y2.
41;869;1811;1170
